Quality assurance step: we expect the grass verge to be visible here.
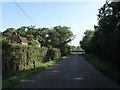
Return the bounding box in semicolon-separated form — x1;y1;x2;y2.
2;58;62;89
83;54;120;85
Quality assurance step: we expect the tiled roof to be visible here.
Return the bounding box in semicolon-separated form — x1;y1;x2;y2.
7;32;28;43
18;35;28;43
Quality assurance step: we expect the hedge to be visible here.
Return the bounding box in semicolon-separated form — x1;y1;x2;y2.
2;41;61;79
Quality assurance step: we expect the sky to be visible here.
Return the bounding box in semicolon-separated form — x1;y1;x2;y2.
1;1;105;46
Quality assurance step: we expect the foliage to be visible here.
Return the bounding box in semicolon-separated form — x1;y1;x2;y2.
2;42;61;79
80;30;94;53
47;25;73;56
59;44;71;56
44;47;61;62
28;38;40;47
70;45;82;51
35;27;49;46
83;54;120;84
70;45;84;55
16;26;27;37
80;1;120;67
2;58;62;88
47;25;73;47
2;25;74;57
2;28;15;37
2;25;72;81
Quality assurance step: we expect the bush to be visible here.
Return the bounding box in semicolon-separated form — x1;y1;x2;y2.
60;44;70;56
2;42;61;79
43;47;61;62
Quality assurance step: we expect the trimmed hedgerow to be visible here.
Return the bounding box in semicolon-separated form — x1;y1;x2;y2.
2;41;61;79
43;47;61;62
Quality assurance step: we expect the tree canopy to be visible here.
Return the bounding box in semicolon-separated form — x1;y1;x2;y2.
2;25;74;56
80;30;94;53
80;1;120;67
47;26;73;47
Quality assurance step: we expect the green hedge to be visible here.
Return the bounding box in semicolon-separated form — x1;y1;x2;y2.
42;47;61;62
60;44;70;56
2;41;61;79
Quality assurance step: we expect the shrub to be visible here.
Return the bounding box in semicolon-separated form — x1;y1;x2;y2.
43;47;61;62
60;44;70;56
2;42;61;79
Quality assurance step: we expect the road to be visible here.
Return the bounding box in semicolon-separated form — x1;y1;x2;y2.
14;54;120;88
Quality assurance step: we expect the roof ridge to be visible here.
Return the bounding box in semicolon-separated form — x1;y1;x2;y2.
18;34;22;42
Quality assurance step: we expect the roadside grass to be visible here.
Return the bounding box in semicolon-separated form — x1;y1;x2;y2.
83;54;120;85
2;58;62;89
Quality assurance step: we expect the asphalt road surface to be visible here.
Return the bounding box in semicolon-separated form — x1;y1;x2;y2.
14;54;120;88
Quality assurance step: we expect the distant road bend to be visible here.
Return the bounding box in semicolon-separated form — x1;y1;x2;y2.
14;53;120;88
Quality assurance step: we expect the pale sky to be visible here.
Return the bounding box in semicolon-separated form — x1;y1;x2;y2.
1;1;106;46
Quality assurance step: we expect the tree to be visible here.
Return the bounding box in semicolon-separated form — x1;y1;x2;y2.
35;27;50;46
48;25;73;47
80;1;120;67
16;26;27;37
26;25;36;40
70;45;82;51
2;25;74;56
94;1;120;63
80;30;94;53
48;25;74;56
28;38;40;47
2;28;15;37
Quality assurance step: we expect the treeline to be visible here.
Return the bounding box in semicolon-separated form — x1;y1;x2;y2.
2;25;74;56
70;45;83;51
80;1;120;67
2;25;74;78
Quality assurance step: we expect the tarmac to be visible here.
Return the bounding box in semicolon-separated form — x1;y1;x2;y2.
14;54;120;88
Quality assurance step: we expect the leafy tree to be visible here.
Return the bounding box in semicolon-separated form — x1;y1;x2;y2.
35;27;49;46
80;30;94;53
80;1;120;67
2;28;15;37
28;38;40;47
77;46;83;51
70;45;76;51
47;25;74;56
48;25;73;46
94;1;120;63
16;26;27;37
2;25;74;56
26;25;36;40
70;45;82;51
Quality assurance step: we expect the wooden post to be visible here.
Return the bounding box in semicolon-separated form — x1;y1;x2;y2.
33;61;36;70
